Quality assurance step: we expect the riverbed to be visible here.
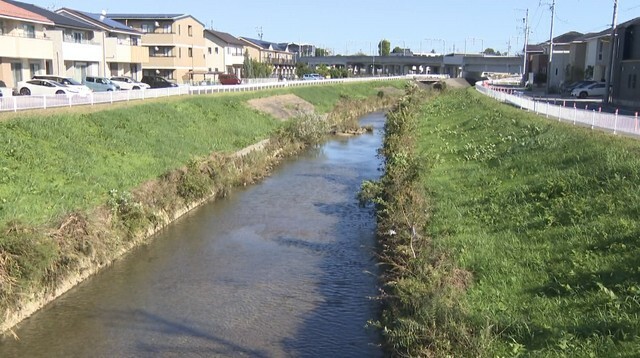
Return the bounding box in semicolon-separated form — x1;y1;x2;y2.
0;112;386;357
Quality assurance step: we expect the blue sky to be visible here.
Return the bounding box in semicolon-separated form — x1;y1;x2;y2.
26;0;640;55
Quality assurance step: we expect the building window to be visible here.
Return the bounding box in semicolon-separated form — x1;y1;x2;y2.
188;47;193;57
0;20;4;35
141;23;153;33
163;24;172;33
23;24;35;38
633;74;638;89
179;48;182;58
215;47;219;54
188;25;193;37
29;63;40;77
208;47;212;54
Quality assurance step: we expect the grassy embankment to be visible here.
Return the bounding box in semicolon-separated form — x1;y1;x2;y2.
368;85;640;356
0;80;407;330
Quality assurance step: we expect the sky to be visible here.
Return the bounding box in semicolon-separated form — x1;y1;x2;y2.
24;0;640;55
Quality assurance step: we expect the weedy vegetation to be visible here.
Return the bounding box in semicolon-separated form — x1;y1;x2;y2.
366;86;640;356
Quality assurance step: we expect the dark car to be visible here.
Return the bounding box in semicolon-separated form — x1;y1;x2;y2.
219;74;241;85
141;76;178;88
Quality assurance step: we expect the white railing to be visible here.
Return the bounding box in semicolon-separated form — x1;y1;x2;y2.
0;76;405;113
475;83;640;136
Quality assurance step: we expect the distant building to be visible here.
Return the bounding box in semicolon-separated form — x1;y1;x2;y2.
204;29;244;79
611;17;640;108
239;37;295;77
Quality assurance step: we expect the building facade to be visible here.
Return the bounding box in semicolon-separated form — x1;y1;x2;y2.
240;37;295;77
56;8;148;80
108;13;206;83
611;18;640;108
204;29;244;79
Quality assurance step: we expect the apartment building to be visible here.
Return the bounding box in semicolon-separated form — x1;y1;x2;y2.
204;29;244;79
108;13;206;83
56;8;148;80
240;37;295;77
0;0;54;88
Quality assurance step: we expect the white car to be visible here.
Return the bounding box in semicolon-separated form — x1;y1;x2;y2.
571;82;606;99
110;76;150;90
17;79;79;96
31;75;92;96
0;80;12;97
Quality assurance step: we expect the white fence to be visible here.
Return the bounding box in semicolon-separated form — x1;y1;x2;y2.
0;76;409;113
475;83;640;136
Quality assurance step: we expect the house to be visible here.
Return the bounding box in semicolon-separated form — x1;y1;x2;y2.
526;31;583;88
0;0;54;88
565;29;611;84
108;13;207;83
56;8;148;80
286;43;316;58
611;17;640;108
1;0;104;86
240;37;295;77
203;29;244;80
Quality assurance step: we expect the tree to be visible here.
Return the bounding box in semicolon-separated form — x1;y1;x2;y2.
483;48;498;55
315;48;328;57
392;46;403;54
296;62;312;78
242;50;254;78
378;39;390;56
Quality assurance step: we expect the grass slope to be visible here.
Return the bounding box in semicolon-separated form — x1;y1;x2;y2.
0;80;405;228
417;89;640;356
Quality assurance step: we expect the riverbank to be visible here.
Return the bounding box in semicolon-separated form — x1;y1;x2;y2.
370;86;640;356
0;80;407;333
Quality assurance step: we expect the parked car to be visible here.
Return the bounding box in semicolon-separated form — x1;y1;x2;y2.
83;76;120;92
562;80;596;95
571;82;606;98
110;76;149;90
141;76;178;88
302;73;324;80
32;75;92;95
17;79;79;96
0;80;13;97
218;73;242;85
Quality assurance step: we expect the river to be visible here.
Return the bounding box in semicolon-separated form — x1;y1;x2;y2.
0;112;386;357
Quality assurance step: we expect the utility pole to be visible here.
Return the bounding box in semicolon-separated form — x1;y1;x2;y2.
604;0;619;104
522;9;529;82
546;0;556;92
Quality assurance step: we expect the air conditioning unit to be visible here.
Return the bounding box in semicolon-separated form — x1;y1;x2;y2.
154;21;160;27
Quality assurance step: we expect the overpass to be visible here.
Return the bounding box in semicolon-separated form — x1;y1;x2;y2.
301;54;523;78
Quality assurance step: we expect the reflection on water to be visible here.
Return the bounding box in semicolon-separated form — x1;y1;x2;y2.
0;113;387;357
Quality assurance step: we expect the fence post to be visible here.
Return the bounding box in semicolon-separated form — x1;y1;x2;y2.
13;96;17;112
614;109;618;135
68;95;72;107
591;110;595;130
110;91;113;104
573;103;577;125
636;112;639;132
43;96;47;110
546;101;549;118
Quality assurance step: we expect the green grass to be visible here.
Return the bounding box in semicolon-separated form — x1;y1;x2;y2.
414;89;640;356
0;80;406;228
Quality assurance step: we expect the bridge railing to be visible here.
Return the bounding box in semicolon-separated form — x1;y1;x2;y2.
475;82;640;136
0;76;408;113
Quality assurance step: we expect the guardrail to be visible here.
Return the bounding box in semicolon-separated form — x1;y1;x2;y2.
475;82;640;136
0;76;409;113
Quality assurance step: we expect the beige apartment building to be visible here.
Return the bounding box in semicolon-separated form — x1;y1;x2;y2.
0;0;54;88
56;8;148;80
239;37;295;77
108;14;207;83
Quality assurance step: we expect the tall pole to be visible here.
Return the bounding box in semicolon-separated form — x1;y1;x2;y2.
546;0;556;92
604;0;619;104
522;8;529;82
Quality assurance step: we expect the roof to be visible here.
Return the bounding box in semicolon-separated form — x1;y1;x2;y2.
0;0;53;24
107;13;205;27
241;37;289;52
56;8;141;35
617;16;640;30
573;28;611;42
3;0;97;30
204;29;244;46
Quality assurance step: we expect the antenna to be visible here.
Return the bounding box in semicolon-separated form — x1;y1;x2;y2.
256;26;263;40
209;20;214;30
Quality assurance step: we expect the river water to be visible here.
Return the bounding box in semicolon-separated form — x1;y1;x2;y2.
0;112;386;358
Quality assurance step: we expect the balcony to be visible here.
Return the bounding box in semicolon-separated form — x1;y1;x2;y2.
147;55;178;67
105;38;149;64
62;41;102;62
264;58;295;66
0;33;53;59
142;32;178;46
